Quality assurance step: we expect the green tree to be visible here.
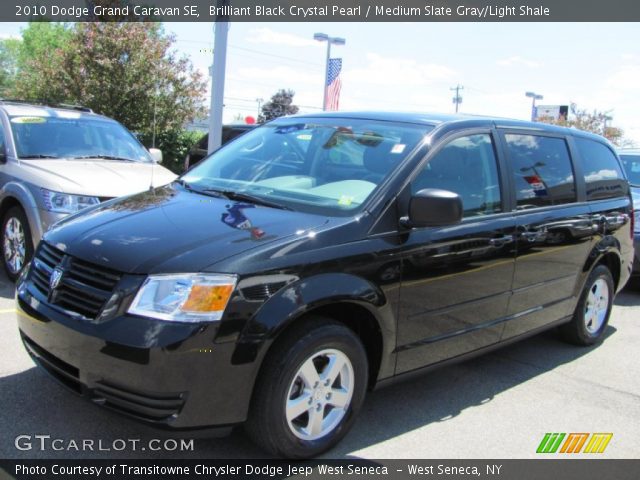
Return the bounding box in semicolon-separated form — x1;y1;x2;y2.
138;129;202;174
12;22;206;137
0;38;21;96
258;89;299;123
538;105;626;146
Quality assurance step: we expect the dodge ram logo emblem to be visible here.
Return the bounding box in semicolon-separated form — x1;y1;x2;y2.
50;267;64;290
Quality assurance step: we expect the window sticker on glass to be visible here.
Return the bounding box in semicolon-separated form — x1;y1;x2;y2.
391;144;406;154
274;124;305;134
338;195;354;206
11;117;47;124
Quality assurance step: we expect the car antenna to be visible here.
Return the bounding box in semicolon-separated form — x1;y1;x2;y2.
149;157;155;191
150;86;158;191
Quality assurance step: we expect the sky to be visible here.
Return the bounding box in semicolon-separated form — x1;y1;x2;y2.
2;22;640;145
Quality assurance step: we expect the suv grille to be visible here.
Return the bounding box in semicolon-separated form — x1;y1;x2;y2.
30;242;122;319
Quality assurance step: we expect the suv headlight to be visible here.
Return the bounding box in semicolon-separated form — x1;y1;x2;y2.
128;274;237;323
41;189;100;214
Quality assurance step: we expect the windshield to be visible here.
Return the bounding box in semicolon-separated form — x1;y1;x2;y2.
9;115;152;162
182;118;431;215
620;154;640;186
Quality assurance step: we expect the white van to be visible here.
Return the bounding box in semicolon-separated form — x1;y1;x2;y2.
0;101;176;280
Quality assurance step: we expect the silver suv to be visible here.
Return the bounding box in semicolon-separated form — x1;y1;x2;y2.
0;101;176;280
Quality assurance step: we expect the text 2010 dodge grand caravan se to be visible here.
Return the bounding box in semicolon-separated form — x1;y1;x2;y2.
16;112;634;457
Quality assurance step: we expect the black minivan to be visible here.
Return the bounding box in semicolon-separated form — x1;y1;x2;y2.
16;112;634;458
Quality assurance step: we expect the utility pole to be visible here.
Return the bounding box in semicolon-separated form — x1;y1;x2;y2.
256;97;264;121
603;111;613;136
451;84;463;113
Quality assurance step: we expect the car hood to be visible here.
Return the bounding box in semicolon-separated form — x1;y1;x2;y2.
44;184;330;274
20;159;177;197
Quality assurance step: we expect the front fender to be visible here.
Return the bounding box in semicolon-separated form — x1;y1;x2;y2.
231;272;395;373
0;182;43;244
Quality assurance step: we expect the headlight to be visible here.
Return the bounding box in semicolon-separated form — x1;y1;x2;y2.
128;274;237;323
41;189;100;214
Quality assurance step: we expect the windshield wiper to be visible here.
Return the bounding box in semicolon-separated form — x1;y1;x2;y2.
201;188;292;211
70;155;137;162
20;154;60;159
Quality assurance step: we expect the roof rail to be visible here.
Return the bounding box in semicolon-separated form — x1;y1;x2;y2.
0;98;93;113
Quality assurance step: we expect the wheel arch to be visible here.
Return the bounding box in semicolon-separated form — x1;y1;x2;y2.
0;183;43;246
232;273;397;390
579;238;623;296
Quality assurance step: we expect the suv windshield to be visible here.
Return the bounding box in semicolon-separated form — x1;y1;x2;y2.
182;118;431;215
9;115;152;162
620;154;640;186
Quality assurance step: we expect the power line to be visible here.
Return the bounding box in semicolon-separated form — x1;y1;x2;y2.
176;39;323;68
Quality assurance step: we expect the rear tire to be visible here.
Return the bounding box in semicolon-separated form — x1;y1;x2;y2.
2;206;34;282
245;317;368;458
561;265;614;346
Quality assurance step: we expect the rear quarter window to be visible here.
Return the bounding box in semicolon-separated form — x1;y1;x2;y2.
575;138;628;200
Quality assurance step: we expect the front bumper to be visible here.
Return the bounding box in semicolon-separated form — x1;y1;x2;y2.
16;286;257;431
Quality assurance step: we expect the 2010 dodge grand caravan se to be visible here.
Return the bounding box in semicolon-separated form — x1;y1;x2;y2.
16;112;634;458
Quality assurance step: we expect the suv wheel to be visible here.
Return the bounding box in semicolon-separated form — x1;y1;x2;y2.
561;265;614;346
245;317;368;458
2;206;34;282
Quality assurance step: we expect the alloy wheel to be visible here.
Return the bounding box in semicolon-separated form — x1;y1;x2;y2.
285;349;354;441
584;278;609;334
3;216;26;275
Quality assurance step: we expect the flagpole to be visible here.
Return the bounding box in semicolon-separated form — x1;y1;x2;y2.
313;33;346;111
323;41;331;111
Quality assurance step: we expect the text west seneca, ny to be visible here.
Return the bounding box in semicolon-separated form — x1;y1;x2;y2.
15;463;503;477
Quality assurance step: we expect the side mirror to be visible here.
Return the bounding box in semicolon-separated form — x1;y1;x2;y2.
149;148;163;164
402;188;463;228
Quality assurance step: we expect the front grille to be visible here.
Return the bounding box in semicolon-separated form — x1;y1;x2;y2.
30;242;122;320
92;381;185;422
241;282;287;301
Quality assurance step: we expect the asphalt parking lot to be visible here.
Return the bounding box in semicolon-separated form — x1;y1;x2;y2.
1;269;638;459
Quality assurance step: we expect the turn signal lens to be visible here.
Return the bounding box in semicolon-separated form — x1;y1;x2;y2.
182;284;235;312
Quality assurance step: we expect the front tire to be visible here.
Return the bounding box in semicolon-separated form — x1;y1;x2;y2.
2;206;34;282
561;265;614;346
245;317;368;458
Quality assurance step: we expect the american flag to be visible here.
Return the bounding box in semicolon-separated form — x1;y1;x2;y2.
325;58;342;111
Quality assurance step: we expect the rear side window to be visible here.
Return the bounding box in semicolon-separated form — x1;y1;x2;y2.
505;134;576;209
575;138;627;200
620;154;640;187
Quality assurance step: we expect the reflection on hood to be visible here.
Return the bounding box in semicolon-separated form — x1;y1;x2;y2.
221;202;266;240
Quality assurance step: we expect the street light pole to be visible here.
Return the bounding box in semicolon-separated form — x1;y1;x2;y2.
208;1;230;154
525;91;544;122
313;33;346;111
